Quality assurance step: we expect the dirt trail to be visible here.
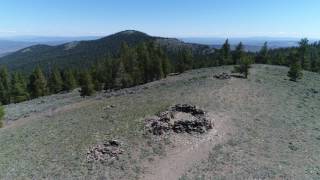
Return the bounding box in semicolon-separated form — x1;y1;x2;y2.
141;78;245;180
142;113;234;180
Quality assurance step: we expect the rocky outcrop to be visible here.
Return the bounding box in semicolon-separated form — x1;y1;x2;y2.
145;104;213;135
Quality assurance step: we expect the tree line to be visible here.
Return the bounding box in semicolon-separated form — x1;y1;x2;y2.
0;38;318;106
0;41;172;104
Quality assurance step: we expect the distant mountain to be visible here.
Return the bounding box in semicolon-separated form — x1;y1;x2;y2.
4;36;101;43
0;40;38;56
0;36;101;55
0;30;210;73
181;37;304;52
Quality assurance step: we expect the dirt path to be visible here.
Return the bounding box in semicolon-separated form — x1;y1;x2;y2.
141;79;243;180
142;112;234;180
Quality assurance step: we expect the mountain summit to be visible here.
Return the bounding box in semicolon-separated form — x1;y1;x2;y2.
0;30;208;73
0;30;154;73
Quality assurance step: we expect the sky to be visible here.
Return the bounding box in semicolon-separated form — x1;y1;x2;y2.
0;0;319;38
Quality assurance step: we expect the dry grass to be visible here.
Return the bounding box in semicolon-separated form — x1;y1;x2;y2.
0;65;319;179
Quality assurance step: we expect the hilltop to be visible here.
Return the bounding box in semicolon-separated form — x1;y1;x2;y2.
0;65;319;179
0;30;210;73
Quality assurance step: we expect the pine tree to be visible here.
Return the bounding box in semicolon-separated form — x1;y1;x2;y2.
233;56;252;78
10;72;29;103
310;48;319;72
233;42;245;64
48;68;63;94
287;52;303;81
114;61;132;89
80;71;95;97
220;39;232;65
256;42;269;64
161;56;171;77
28;66;47;98
0;83;5;105
137;42;151;83
157;46;171;77
103;59;114;90
62;69;77;91
91;62;105;91
0;67;10;104
298;38;310;70
176;48;193;73
0;103;4;128
151;56;164;80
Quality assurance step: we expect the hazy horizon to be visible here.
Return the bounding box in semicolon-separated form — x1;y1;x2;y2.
1;0;320;38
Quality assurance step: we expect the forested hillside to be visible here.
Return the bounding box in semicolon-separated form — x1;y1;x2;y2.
0;31;319;107
0;30;210;73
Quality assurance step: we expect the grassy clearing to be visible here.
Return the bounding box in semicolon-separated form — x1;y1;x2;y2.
0;65;319;179
182;65;320;179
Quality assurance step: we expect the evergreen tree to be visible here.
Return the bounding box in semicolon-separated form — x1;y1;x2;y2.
80;71;95;97
0;83;5;106
233;56;252;78
137;42;151;83
62;69;77;91
161;56;171;77
119;42;141;85
157;46;171;77
0;67;10;104
91;62;105;91
114;61;132;89
310;49;319;72
137;42;149;82
120;42;136;74
48;68;63;94
298;38;310;70
233;42;245;64
176;48;193;73
0;103;4;128
28;66;47;98
103;59;114;90
151;55;164;80
287;52;303;81
256;42;269;64
220;39;232;65
10;72;29;103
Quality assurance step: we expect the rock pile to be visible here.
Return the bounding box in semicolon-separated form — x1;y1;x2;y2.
87;140;124;163
214;72;231;80
145;104;213;135
172;104;205;116
172;117;212;134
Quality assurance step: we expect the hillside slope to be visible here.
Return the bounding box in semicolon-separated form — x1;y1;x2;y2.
0;65;319;179
0;30;210;73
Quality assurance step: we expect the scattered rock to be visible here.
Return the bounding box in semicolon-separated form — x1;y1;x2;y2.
145;104;213;135
104;105;116;110
214;73;231;80
308;88;319;94
87;140;124;164
288;142;298;151
146;118;172;135
168;73;180;76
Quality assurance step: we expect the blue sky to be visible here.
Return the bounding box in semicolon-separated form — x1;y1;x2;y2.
0;0;319;38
